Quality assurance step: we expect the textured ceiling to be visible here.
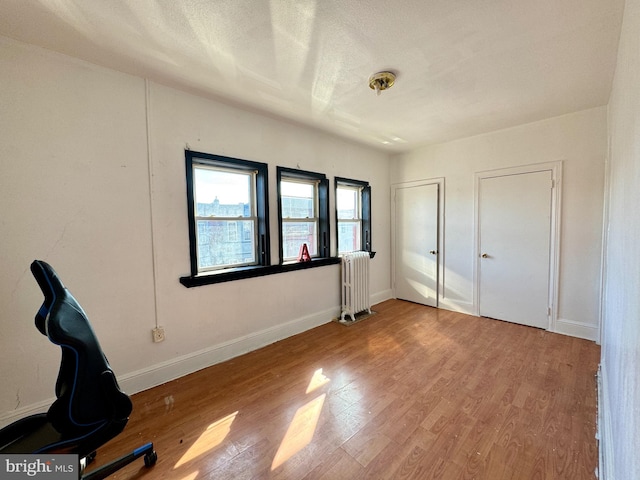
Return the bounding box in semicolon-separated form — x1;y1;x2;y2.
0;0;625;152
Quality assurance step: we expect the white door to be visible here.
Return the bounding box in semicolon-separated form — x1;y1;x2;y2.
394;183;439;307
478;170;552;329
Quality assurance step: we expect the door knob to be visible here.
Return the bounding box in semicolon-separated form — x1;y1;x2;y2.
481;253;489;258
429;250;438;255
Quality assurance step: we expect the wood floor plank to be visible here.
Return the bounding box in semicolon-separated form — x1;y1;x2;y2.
85;300;600;479
302;447;364;480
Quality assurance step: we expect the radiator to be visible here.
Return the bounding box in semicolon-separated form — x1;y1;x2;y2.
340;251;372;322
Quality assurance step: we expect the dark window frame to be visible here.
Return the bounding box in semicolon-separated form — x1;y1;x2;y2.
181;153;340;288
277;167;330;262
335;177;372;255
183;150;270;275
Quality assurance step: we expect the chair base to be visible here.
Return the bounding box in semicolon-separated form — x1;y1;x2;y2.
81;442;157;480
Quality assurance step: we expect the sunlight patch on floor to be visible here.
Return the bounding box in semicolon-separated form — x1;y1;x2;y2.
174;411;238;468
306;368;330;394
271;394;326;470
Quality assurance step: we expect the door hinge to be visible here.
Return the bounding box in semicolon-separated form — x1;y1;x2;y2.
551;179;555;189
548;307;552;316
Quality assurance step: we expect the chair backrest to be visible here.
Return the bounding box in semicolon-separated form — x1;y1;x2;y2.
30;260;132;438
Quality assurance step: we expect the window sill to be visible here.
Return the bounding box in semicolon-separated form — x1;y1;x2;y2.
179;257;341;287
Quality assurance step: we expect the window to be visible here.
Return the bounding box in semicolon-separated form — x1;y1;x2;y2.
181;153;340;287
277;167;329;262
185;151;269;276
335;177;371;255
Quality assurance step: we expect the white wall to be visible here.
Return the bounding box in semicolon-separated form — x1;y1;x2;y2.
391;107;607;340
599;0;640;477
0;37;391;425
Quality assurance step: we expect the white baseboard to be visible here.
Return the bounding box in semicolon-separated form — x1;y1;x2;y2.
553;318;599;341
371;289;393;306
119;305;340;395
0;399;50;428
597;364;613;479
0;306;339;428
438;299;475;315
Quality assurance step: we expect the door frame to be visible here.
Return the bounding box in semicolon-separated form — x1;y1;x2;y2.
391;178;445;306
473;162;563;331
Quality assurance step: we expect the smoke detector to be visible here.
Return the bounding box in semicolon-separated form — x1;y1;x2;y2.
368;71;396;96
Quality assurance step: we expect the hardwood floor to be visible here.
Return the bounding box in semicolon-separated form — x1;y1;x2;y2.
88;300;600;479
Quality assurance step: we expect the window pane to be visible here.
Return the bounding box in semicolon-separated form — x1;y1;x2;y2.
197;219;255;269
337;187;359;219
338;221;361;254
282;221;317;259
195;168;252;218
281;181;314;218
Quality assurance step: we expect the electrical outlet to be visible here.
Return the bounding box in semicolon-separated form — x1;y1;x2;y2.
152;326;165;343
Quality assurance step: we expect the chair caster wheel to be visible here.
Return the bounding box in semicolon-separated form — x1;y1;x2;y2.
86;452;97;464
144;450;157;467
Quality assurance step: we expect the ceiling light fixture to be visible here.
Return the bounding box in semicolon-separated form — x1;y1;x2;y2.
368;71;396;96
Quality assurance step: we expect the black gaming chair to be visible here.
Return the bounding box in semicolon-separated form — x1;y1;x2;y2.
0;260;157;479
